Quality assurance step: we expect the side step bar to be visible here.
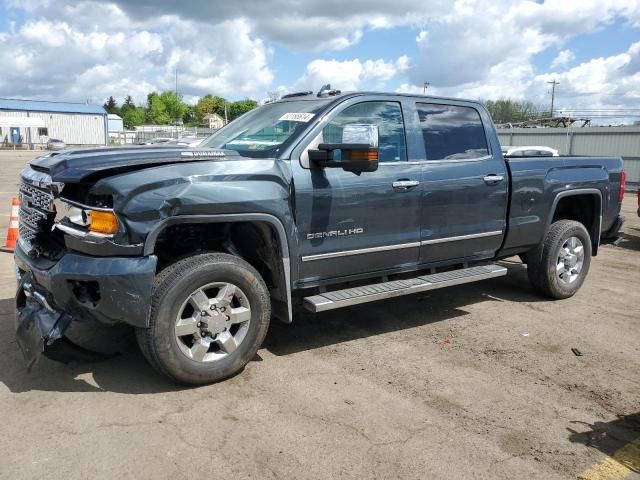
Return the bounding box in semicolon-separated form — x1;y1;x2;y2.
303;264;507;313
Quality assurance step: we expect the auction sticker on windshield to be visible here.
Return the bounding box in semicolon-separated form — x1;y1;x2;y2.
279;112;315;122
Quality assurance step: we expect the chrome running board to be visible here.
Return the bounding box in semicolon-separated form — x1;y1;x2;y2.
303;264;507;313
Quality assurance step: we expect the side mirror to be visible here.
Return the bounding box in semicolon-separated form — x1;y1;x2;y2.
308;124;379;173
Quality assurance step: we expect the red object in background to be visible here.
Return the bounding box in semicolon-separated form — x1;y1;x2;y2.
619;170;626;202
2;197;19;252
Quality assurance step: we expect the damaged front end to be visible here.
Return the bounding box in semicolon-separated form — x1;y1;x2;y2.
14;163;158;370
15;272;105;370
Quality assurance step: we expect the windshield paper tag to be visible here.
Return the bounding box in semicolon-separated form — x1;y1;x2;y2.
279;112;315;122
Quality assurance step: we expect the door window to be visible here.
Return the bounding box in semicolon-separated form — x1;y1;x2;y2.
323;102;407;162
416;103;489;161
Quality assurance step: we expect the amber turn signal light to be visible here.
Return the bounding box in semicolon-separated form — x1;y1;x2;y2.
89;210;119;234
350;150;379;161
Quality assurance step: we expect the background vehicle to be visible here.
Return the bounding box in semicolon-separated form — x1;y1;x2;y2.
46;138;66;150
14;90;625;385
502;145;559;157
165;136;203;147
136;137;174;145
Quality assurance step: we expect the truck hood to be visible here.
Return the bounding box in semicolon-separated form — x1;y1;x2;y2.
30;146;240;183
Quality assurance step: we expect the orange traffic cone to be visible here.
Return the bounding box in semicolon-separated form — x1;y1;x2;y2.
2;197;19;252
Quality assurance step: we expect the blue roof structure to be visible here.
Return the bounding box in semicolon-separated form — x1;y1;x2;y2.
0;98;106;115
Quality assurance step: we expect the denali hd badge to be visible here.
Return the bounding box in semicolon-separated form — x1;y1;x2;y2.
307;227;364;240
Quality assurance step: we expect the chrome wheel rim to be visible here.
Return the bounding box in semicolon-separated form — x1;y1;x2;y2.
174;282;251;363
556;236;584;286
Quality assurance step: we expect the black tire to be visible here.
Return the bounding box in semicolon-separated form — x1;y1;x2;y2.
526;220;592;299
136;253;271;385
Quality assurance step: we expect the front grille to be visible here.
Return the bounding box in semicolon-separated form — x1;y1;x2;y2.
18;175;55;253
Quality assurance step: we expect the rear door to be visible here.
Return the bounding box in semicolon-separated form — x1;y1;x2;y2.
414;101;508;264
291;97;423;283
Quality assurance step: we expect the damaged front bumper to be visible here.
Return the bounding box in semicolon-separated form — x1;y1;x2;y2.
14;244;157;369
15;273;73;370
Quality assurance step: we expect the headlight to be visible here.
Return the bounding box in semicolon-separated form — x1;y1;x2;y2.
54;198;120;237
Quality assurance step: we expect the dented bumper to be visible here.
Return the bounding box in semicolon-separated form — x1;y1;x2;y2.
14;244;157;368
15;273;73;370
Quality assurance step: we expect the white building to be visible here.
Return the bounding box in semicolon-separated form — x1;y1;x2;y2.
0;98;108;148
107;114;124;132
202;113;225;130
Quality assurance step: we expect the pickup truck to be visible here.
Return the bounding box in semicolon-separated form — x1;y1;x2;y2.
14;89;626;385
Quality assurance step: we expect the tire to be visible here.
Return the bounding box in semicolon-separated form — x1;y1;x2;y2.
136;253;271;385
526;220;592;299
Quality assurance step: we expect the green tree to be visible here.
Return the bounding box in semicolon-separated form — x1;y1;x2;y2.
103;96;119;115
182;105;198;126
159;91;189;124
484;99;541;124
145;92;170;125
195;94;226;123
119;95;134;119
122;107;146;128
228;99;258;121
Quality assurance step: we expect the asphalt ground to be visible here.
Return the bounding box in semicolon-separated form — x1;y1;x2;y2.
0;150;638;479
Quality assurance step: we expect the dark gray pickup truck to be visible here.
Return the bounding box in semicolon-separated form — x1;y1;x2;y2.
14;89;626;384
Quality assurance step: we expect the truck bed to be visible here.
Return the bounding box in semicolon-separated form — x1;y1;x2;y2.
502;155;624;255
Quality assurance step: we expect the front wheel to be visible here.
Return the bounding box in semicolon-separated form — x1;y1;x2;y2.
526;220;592;299
136;253;271;385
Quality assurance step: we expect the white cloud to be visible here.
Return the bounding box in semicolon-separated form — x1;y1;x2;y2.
1;0;640;117
534;41;640;110
0;13;272;104
293;56;410;92
407;0;640;89
551;49;576;69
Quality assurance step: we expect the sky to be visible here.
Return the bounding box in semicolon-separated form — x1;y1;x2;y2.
1;0;639;122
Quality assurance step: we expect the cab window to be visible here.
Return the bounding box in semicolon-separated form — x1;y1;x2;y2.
323;101;407;162
416;103;489;161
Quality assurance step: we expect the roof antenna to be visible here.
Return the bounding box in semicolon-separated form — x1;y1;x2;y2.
317;84;341;97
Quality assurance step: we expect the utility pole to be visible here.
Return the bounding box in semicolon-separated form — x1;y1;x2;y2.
174;68;179;132
547;79;559;118
423;82;430;95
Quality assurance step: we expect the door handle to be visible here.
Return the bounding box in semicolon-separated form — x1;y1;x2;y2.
483;174;504;185
392;180;420;191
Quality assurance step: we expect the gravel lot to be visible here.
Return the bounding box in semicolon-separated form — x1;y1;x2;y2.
0;151;638;479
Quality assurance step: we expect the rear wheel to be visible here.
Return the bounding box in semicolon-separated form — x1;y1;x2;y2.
136;253;270;385
526;220;592;299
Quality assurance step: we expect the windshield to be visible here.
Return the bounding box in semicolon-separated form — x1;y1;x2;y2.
199;100;328;158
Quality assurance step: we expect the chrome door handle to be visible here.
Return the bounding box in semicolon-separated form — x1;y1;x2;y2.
483;174;504;185
392;180;420;190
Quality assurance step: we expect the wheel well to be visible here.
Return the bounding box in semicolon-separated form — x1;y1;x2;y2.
152;221;289;318
551;194;600;252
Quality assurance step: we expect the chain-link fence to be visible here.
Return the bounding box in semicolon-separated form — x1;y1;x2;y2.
109;127;217;146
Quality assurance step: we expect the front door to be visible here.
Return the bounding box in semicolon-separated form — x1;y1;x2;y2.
10;127;20;144
414;102;508;264
292;99;423;284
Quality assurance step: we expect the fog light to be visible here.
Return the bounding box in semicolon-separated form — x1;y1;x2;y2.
89;210;119;234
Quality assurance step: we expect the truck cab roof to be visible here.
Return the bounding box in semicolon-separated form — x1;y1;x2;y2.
273;89;484;109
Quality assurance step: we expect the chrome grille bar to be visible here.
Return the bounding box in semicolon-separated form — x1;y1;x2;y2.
18;168;56;251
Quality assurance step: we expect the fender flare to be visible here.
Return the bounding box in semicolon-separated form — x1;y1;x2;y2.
144;213;293;322
548;188;602;254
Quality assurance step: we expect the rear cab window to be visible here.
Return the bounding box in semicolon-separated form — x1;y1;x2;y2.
416;103;489;161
